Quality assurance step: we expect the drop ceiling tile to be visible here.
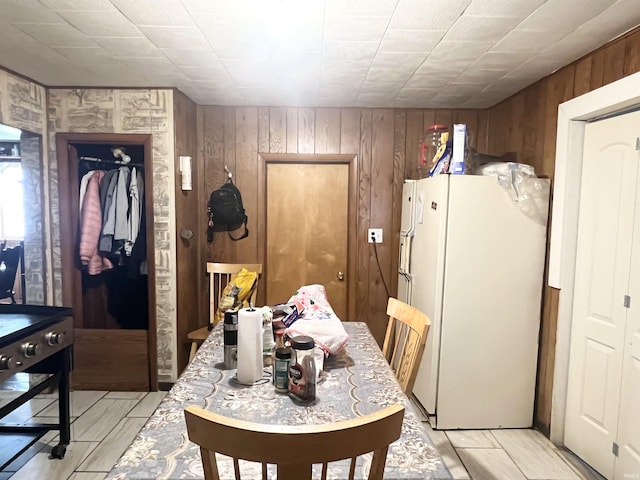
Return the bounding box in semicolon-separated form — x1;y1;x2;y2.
14;23;97;48
119;56;177;72
57;10;143;37
325;0;397;16
0;43;74;81
272;54;321;72
53;47;117;64
480;78;531;98
161;49;221;69
0;22;39;46
517;0;615;34
357;92;398;107
138;26;211;50
196;91;245;106
319;76;366;91
471;51;528;70
490;28;565;54
360;81;399;94
446;82;495;95
444;15;522;43
428;91;475;106
390;0;470;30
455;68;508;84
257;1;326;30
366;68;414;83
322;55;372;74
319;89;360;101
378;29;446;53
110;0;195;26
369;51;427;71
97;36;164;58
422;40;493;67
503;59;558;80
2;0;65;23
0;0;638;109
41;0;116;10
395;87;440;100
193;14;269;58
144;71;191;87
85;62;150;86
404;74;452;89
182;0;270;16
324;15;389;42
464;0;545;17
575;0;640;42
322;40;379;61
223;59;274;87
418;58;473;75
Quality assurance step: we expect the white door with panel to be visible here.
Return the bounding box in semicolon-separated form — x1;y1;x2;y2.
565;110;640;479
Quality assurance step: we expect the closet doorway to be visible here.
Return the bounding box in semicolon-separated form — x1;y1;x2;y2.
57;133;157;391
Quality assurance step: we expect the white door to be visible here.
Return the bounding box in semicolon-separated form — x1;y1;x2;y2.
615;168;640;479
565;111;640;478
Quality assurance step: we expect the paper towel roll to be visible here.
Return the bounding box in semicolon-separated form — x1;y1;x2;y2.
237;307;263;384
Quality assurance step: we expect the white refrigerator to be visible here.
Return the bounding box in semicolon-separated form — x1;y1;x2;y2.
398;174;549;430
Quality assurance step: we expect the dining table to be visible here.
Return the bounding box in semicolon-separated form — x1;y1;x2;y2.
106;321;452;480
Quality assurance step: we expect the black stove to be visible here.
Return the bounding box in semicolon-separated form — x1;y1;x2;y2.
0;304;73;470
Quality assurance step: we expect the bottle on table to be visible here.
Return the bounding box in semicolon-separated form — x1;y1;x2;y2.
288;336;316;404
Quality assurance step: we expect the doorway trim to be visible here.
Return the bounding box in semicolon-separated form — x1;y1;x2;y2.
549;70;640;444
56;132;158;390
257;153;358;321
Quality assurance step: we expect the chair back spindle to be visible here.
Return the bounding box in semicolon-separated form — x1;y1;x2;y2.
382;297;430;396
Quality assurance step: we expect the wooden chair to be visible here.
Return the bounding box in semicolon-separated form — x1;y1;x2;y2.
382;297;430;396
187;262;263;362
184;403;405;480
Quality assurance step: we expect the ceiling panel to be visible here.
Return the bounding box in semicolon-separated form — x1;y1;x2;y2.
0;0;636;108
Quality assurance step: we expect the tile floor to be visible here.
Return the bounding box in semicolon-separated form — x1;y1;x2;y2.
0;382;605;480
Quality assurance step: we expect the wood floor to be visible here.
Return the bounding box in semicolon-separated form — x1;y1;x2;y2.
0;381;604;480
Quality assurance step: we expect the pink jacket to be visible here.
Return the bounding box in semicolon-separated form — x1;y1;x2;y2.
79;171;113;274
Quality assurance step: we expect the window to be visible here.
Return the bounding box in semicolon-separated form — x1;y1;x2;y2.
0;161;24;240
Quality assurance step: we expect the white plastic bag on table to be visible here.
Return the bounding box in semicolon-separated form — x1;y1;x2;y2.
283;284;349;356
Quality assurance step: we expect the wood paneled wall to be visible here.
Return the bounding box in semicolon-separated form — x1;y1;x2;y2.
190;26;640;431
194;106;488;351
484;26;640;434
173;90;200;371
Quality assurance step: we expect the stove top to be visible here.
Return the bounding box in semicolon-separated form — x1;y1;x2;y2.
0;306;73;348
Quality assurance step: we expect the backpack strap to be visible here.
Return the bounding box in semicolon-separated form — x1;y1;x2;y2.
227;214;249;241
207;207;215;243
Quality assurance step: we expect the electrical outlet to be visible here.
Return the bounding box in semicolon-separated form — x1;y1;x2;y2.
368;228;383;244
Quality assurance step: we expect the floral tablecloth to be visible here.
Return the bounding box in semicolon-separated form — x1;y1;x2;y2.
106;322;452;480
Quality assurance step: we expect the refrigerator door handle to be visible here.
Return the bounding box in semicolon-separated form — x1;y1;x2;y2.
399;235;413;274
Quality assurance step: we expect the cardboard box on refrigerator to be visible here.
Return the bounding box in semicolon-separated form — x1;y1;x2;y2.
451;123;467;174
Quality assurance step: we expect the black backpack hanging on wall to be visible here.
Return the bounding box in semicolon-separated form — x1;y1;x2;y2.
207;179;249;243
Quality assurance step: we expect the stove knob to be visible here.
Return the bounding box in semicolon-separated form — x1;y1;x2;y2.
21;342;42;358
0;355;16;370
45;332;66;346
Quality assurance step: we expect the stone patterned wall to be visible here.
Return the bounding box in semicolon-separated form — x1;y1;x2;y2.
47;88;178;383
20;135;46;304
0;69;47;306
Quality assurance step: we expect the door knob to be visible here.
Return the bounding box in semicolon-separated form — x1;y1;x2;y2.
180;229;194;240
337;271;344;281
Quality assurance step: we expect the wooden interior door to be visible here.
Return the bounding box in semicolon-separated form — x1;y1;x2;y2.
260;155;356;321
